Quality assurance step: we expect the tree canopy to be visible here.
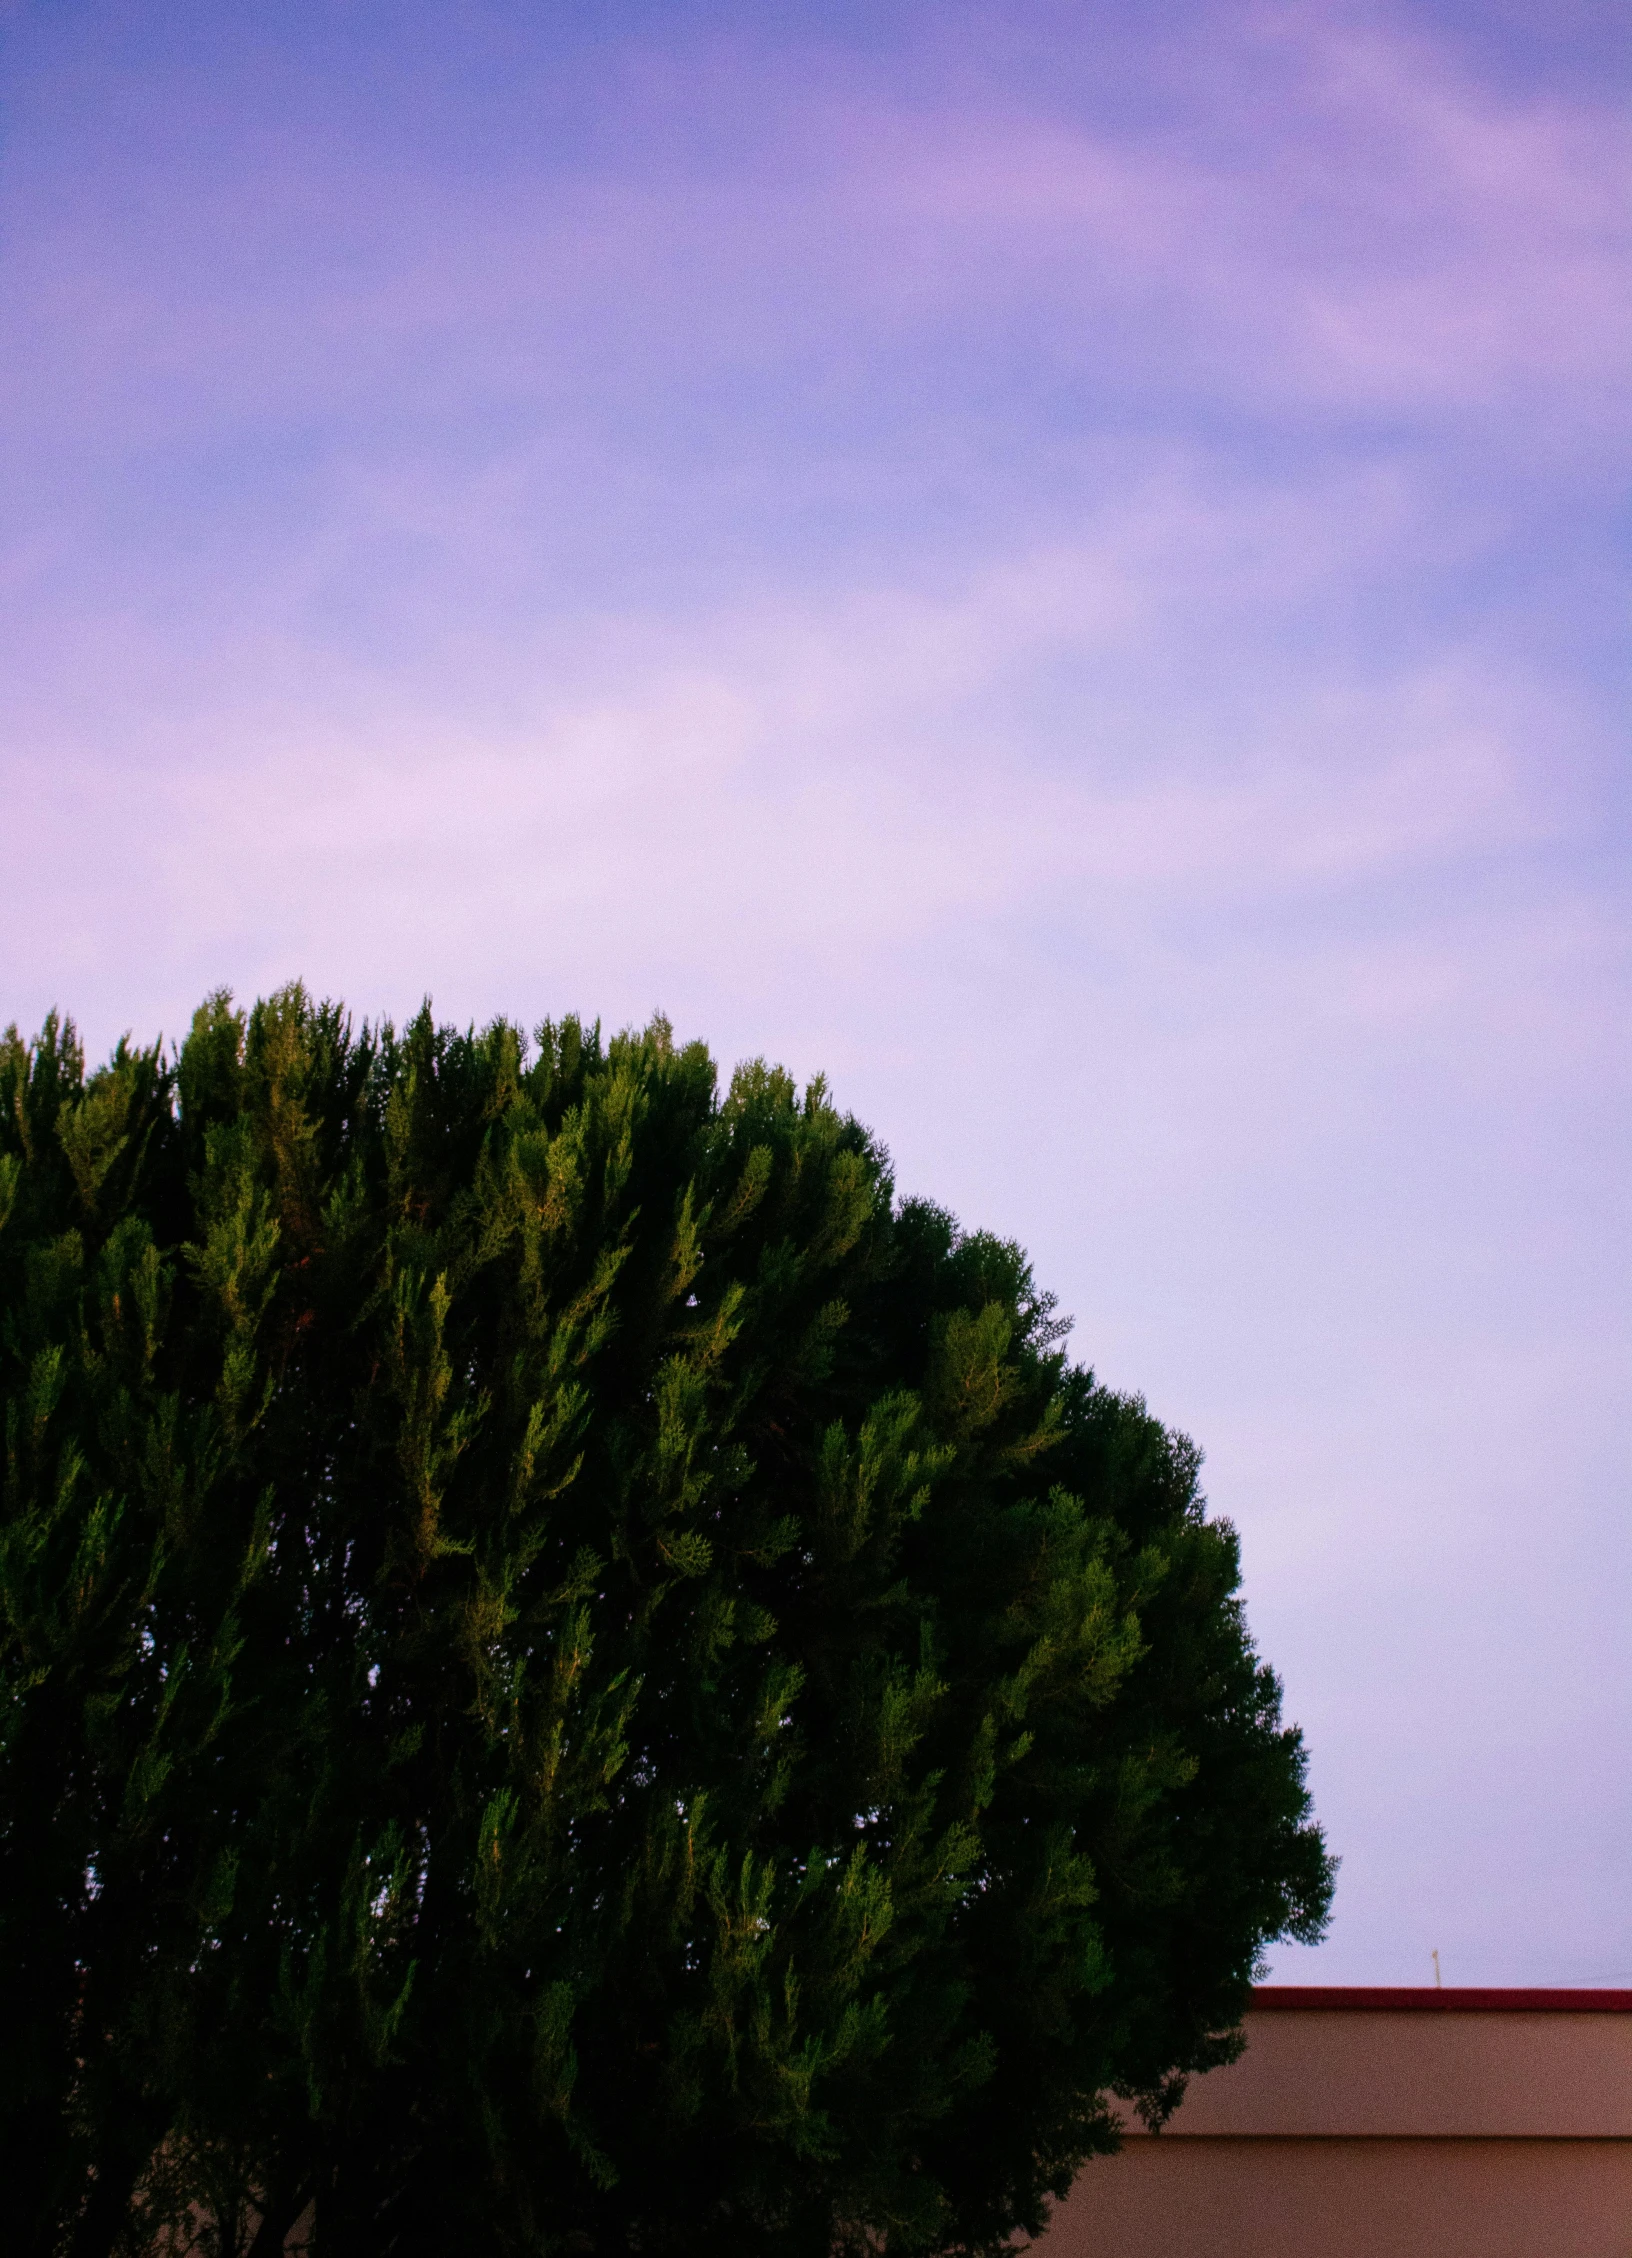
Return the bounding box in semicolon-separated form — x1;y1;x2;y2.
0;989;1331;2257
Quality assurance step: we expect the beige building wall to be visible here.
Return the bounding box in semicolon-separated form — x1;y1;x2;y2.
1047;1990;1632;2258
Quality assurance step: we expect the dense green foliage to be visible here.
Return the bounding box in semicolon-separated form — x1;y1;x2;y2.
0;989;1331;2257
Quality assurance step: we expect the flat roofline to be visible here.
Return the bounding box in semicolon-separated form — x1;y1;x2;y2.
1249;1986;1632;2014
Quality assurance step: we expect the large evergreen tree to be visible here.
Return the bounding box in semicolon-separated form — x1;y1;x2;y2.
0;989;1331;2257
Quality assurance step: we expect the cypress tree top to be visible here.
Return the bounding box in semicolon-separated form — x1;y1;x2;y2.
0;988;1331;2258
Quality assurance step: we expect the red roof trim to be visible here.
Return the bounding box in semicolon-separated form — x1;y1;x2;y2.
1249;1986;1632;2014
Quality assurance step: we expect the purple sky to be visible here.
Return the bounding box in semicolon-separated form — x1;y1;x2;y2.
4;0;1629;1984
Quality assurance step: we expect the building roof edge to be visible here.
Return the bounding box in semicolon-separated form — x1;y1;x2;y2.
1249;1986;1632;2014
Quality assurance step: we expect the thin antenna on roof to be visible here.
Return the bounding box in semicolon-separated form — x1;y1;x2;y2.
1432;1949;1442;1989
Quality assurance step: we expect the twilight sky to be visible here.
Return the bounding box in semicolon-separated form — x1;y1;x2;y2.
4;0;1629;1983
